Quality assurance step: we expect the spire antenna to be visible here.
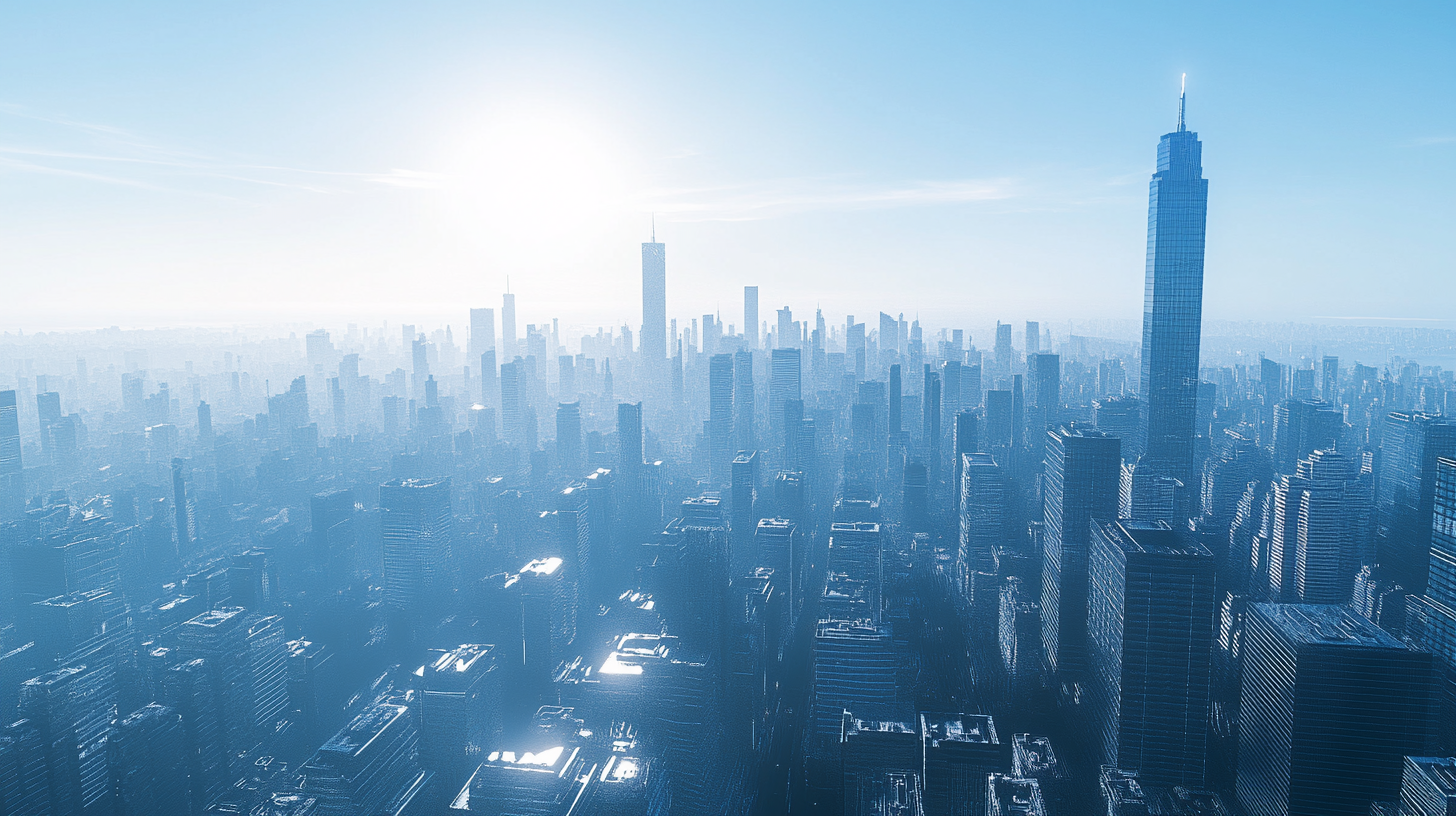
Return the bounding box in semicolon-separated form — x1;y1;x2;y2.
1178;73;1187;132
651;213;656;243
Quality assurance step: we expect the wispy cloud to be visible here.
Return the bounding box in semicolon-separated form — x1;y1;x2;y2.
0;103;438;198
1409;135;1456;147
641;177;1014;222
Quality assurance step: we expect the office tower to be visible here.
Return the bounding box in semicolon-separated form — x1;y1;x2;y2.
923;367;941;458
732;350;756;453
828;522;884;619
994;322;1013;378
903;460;928;532
1377;412;1456;593
1136;84;1209;497
161;658;228;812
960;452;1008;598
311;487;356;585
1322;355;1340;403
2;390;24;518
196;399;212;442
501;291;517;360
744;285;759;349
380;477;453;612
469;307;495;363
879;312;900;356
517;557;577;686
729;568;779;752
558;354;576;399
1087;520;1214;787
642;237;666;363
709;353;735;486
499;361;523;444
1041;426;1121;679
770;348;802;440
20;665;115;814
171;457;192;556
920;713;1008;816
841;716;921;814
1395;756;1456;816
776;306;795;349
1029;353;1059;415
1236;604;1434;816
811;620;896;746
417;644;501;789
889;363;903;434
0;718;50;814
757;518;798;613
952;411;978;509
985;389;1012;449
302;694;426;815
556;401;583;476
731;452;759;566
617;401;643;470
1271;399;1342;474
111;704;189;816
178;607;289;760
1025;320;1040;355
1407;458;1456;752
998;577;1041;704
1094;395;1142;464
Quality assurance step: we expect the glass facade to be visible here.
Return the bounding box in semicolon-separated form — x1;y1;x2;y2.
1138;101;1209;493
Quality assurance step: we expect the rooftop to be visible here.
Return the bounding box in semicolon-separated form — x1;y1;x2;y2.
987;774;1045;816
921;713;998;746
830;521;881;534
1096;519;1212;558
1253;602;1408;650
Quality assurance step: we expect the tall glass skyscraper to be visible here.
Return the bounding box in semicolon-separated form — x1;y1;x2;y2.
1137;84;1209;496
642;237;667;364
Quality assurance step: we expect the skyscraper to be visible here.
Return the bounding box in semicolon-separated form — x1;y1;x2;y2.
642;236;667;364
380;478;453;613
1041;425;1121;679
1235;604;1433;816
744;285;759;350
469;307;495;363
501;291;517;361
1136;81;1209;499
734;350;756;452
709;353;735;486
0;390;22;519
1087;519;1214;787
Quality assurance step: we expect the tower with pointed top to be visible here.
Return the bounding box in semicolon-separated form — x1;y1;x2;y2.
1136;78;1208;505
642;226;666;366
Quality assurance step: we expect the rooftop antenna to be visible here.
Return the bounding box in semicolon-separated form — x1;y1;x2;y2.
651;213;656;243
506;275;510;294
1178;73;1187;132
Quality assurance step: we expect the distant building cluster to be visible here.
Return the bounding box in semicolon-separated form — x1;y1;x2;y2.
2;91;1456;816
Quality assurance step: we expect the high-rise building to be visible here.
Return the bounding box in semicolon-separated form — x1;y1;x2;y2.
302;694;427;815
1136;84;1209;497
734;350;756;453
1377;412;1456;594
1271;398;1343;474
770;348;802;444
920;713;1009;816
744;286;759;350
709;354;735;486
642;238;667;364
380;477;453;613
2;390;25;519
417;644;501;790
1087;519;1214;787
812;620;896;749
1235;603;1434;816
960;452;1008;598
501;291;517;360
469;307;495;363
111;704;189;816
1041;426;1121;679
556;401;583;476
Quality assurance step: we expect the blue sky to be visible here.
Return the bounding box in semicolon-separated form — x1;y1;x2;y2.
1;2;1451;333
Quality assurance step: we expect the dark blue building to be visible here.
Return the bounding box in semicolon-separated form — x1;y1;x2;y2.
1137;83;1209;501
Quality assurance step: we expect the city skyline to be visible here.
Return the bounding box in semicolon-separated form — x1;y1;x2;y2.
3;6;1455;816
